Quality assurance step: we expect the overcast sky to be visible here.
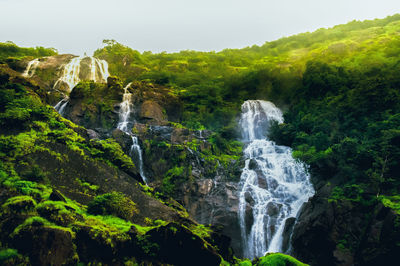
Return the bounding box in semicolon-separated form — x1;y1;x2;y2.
1;0;400;55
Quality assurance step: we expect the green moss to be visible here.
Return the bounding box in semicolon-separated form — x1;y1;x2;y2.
87;192;138;220
74;216;130;247
89;139;135;170
131;223;156;235
161;166;185;196
237;259;252;266
2;177;52;199
188;223;212;239
12;216;75;237
256;253;308;266
2;195;37;213
75;178;99;193
36;200;78;225
87;215;133;233
380;195;400;214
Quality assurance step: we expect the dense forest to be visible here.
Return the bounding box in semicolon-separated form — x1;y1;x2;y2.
0;13;399;266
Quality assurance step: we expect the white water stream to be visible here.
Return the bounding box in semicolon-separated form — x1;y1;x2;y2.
22;59;40;77
116;83;148;183
238;100;314;259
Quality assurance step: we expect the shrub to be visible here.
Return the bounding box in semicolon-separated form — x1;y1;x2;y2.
87;192;138;220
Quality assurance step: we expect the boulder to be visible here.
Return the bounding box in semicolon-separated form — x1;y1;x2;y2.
146;222;221;266
140;100;167;125
12;225;77;266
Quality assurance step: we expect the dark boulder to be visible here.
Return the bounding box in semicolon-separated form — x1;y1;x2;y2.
146;222;221;266
12;225;77;266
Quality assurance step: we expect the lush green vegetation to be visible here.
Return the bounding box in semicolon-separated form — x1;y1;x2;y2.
269;58;400;204
0;41;57;60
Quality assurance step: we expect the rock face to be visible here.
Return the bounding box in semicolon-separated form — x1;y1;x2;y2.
183;179;244;256
291;182;400;266
140;100;167;125
131;121;245;256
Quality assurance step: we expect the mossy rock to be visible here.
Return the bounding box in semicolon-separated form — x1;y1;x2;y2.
36;200;83;226
255;253;308;266
1;196;37;214
146;222;221;266
12;219;77;265
87;192;138;220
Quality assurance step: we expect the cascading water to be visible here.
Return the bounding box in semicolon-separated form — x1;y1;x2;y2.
116;83;148;183
238;100;314;259
22;59;40;77
54;56;109;114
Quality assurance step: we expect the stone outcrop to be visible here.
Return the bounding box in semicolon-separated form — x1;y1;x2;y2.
140;100;167;125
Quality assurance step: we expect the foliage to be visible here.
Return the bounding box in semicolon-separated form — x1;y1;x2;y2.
256;253;308;266
161;166;185;196
0;41;57;60
87;192;138;220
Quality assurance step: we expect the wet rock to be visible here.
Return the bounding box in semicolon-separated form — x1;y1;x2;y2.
245;191;255;206
248;159;258;170
257;176;268;189
281;217;296;253
266;202;282;217
245;204;253;234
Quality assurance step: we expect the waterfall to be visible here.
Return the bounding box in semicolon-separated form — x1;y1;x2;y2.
22;59;40;77
130;136;147;183
53;56;109;115
116;83;148;184
238;100;314;259
117;82;134;132
54;98;69;116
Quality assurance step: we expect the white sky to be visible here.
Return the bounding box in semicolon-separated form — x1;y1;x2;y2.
1;0;400;55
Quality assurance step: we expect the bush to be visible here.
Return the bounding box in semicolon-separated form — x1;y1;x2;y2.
87;192;138;220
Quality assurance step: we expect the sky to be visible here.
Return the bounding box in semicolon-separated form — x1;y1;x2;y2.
1;0;400;55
